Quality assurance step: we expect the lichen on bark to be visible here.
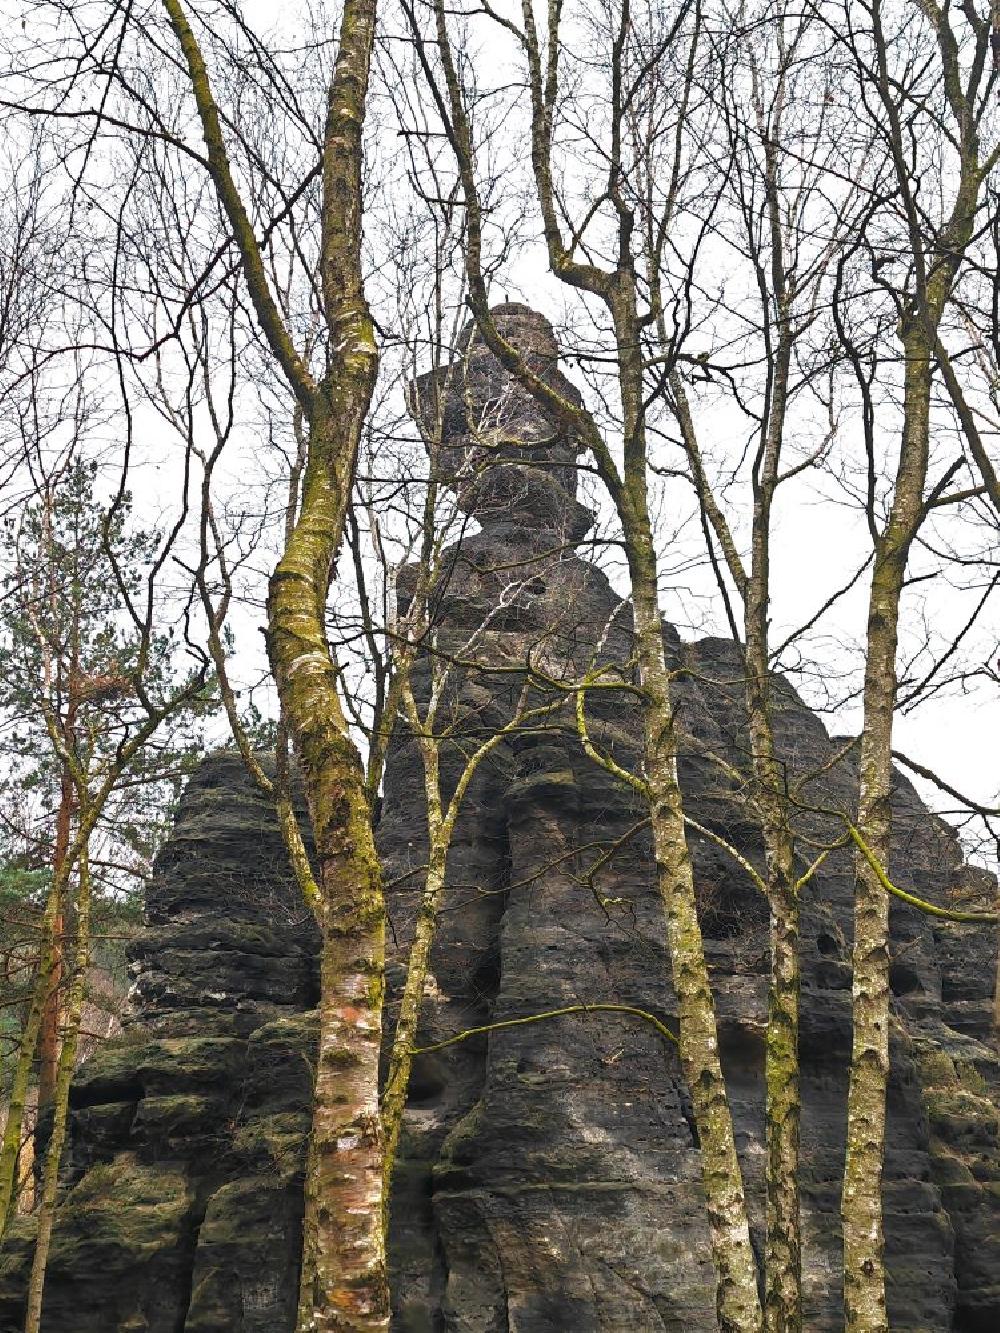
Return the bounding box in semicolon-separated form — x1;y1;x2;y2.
161;1;388;1326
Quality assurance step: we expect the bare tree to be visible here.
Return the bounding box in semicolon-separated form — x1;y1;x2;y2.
0;3;390;1323
654;11;860;1326
401;3;1000;1330
821;6;1000;1327
408;1;766;1324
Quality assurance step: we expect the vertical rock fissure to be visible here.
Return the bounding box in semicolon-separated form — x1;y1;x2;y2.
477;823;513;1024
173;1186;211;1333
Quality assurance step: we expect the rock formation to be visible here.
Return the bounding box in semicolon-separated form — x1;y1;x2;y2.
0;758;320;1332
2;305;998;1331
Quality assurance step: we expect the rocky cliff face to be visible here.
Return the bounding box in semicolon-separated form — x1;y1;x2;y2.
2;306;998;1332
0;757;320;1332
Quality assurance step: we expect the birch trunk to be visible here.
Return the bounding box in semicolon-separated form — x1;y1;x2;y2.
745;332;802;1333
268;393;386;1333
162;1;387;1323
426;3;763;1311
627;526;763;1333
380;679;523;1213
841;339;931;1332
761;833;800;1333
838;5;984;1311
381;836;447;1208
747;575;801;1333
380;679;450;1205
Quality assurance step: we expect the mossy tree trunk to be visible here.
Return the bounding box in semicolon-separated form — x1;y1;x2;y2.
839;2;990;1320
162;2;387;1326
841;336;930;1332
379;723;449;1212
269;389;387;1333
267;14;386;1323
622;458;764;1333
675;310;804;1333
745;332;802;1333
420;3;764;1321
671;357;804;1330
609;276;763;1332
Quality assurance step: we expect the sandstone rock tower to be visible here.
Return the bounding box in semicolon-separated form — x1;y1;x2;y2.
2;306;998;1331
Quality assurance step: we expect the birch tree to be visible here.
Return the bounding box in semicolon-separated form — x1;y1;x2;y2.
408;1;766;1324
154;6;387;1315
824;6;1000;1326
2;1;388;1322
656;12;860;1326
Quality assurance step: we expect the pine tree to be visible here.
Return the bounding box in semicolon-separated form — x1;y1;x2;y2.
0;456;215;1241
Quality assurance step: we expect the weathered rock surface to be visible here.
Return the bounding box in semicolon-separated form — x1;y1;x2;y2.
0;757;320;1332
2;305;998;1331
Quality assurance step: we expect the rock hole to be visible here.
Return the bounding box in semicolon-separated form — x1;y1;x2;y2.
408;1055;448;1105
890;962;923;997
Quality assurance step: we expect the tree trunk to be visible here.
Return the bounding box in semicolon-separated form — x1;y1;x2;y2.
627;527;763;1333
744;332;802;1333
162;0;387;1321
164;0;386;1313
37;764;74;1112
268;393;387;1331
14;1091;36;1217
0;865;67;1233
24;841;92;1332
381;834;447;1210
842;339;931;1333
762;846;801;1333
